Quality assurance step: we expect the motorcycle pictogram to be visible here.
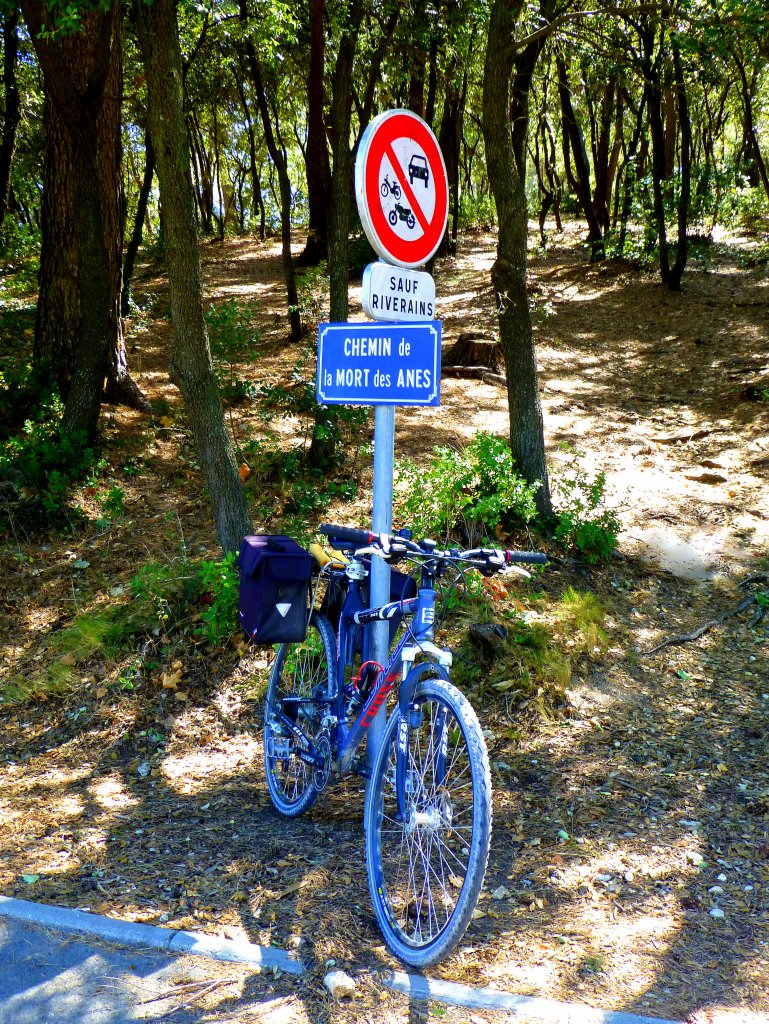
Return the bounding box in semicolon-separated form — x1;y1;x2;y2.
380;174;402;200
388;203;416;230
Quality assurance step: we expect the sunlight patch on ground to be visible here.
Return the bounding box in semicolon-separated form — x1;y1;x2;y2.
88;774;139;812
484;957;557;991
161;736;259;795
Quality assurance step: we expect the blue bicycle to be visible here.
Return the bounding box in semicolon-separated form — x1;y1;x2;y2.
262;523;546;966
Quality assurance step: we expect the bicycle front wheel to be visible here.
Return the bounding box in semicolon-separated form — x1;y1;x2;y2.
364;677;492;967
263;611;336;817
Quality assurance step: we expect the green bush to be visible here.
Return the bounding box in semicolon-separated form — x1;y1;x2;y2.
204;298;261;402
0;380;100;527
197;552;240;645
396;432;540;542
552;455;620;562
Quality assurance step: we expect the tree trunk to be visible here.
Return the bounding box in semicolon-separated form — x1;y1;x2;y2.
239;5;302;342
482;0;551;519
297;0;331;266
0;9;21;231
134;0;251;554
556;54;603;260
642;20;670;285
121;135;155;316
22;0;125;440
327;0;363;324
437;72;462;257
667;38;690;292
734;53;769;202
233;69;266;240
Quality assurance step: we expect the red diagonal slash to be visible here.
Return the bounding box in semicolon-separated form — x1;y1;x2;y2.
384;142;430;235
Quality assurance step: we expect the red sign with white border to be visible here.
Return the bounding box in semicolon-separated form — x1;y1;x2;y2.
355;109;448;269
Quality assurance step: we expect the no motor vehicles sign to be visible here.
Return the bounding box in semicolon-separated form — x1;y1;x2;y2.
355;110;448;269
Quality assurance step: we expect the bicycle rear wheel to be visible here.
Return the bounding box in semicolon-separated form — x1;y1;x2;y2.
364;677;492;967
263;612;336;817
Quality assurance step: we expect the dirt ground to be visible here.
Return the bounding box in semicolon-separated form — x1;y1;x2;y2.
1;224;768;1024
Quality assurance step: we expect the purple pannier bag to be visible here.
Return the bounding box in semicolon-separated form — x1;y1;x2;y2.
238;536;314;644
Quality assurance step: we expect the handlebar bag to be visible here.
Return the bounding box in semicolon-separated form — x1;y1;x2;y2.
238;535;314;644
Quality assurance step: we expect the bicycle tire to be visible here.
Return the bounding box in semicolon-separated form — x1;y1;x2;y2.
263;611;336;817
364;676;492;967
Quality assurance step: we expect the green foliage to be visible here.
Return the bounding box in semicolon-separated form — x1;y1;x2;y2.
294;261;329;322
552;453;620;562
0;225;41;300
129;560;195;630
0;377;100;528
197;552;239;646
204;298;262;403
458;191;496;230
242;434;358;533
396;432;540;543
255;360;367;476
720;181;769;233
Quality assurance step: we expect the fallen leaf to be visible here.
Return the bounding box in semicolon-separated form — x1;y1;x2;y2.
239;463;251;482
174;691;189;702
684;472;728;484
95;686;108;699
162;670;182;690
21;874;39;884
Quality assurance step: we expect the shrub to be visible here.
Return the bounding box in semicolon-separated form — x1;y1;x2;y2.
552;455;620;562
396;432;540;543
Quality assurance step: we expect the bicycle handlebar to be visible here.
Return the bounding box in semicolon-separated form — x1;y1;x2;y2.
319;524;374;546
318;524;547;570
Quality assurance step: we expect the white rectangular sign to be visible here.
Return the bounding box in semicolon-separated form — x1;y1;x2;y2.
362;262;435;322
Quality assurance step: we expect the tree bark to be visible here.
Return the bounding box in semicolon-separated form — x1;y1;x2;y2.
556;54;603;260
641;18;670;284
327;0;363;324
0;9;21;231
121;135;154;316
134;0;251;554
21;0;126;440
667;37;690;292
482;0;551;519
239;2;302;341
297;0;331;266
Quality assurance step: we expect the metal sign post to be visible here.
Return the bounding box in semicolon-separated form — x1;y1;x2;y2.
316;108;448;771
367;405;395;761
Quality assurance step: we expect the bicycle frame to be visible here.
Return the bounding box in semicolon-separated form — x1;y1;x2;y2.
270;554;453;818
331;557;452;812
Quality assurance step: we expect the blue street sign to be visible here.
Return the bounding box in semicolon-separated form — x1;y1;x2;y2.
316;321;441;406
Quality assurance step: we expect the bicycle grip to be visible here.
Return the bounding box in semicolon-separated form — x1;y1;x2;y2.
319;523;373;546
506;550;548;565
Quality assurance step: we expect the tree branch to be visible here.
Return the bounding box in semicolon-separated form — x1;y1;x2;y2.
513;4;663;53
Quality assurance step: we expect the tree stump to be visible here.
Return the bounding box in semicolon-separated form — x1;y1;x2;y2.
442;333;504;375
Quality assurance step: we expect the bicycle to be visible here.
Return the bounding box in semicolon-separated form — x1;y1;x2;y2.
262;523;547;967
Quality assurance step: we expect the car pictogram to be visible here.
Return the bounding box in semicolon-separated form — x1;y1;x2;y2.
408;154;429;187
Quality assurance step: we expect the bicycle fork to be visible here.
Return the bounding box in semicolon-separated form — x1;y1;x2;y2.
394;642;453;822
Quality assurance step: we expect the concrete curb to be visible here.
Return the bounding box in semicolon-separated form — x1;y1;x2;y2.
0;896;305;976
383;971;684;1024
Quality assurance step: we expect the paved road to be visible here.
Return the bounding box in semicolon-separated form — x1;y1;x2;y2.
0;917;300;1024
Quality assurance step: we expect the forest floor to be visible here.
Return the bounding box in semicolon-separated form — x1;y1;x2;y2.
1;223;768;1024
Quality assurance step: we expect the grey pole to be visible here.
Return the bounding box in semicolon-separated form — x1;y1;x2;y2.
367;404;395;770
